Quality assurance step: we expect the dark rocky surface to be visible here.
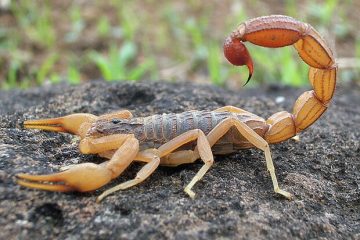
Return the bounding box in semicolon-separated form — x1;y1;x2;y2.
0;81;359;239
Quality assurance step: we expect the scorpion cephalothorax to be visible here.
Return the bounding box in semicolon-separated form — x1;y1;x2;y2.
17;15;337;202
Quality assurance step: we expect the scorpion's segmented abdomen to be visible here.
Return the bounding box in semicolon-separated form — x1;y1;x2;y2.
90;110;267;149
143;111;247;144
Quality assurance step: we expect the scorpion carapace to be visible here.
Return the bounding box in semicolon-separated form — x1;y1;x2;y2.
17;15;337;203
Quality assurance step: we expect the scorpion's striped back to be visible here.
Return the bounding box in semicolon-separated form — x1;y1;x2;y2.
89;110;267;150
143;111;231;143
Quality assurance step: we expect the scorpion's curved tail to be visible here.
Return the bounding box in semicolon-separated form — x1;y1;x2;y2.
224;15;337;144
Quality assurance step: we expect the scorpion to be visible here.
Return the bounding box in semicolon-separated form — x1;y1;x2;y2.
17;15;337;203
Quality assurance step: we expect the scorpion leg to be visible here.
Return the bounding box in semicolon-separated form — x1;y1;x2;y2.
206;117;292;199
160;116;290;199
79;134;133;154
161;150;199;166
156;129;213;198
214;106;251;114
98;150;116;159
96;149;160;202
61;134;135;171
100;149;199;167
214;106;266;123
17;135;139;193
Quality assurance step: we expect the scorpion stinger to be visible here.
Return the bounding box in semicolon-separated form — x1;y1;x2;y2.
223;36;254;86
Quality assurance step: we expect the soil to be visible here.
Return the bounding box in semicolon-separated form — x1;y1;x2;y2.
0;81;359;239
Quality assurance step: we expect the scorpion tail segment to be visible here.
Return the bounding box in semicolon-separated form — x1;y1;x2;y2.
24;113;97;137
224;37;254;85
16;163;113;192
233;15;338;143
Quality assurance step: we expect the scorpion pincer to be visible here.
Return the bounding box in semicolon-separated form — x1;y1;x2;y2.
17;15;337;203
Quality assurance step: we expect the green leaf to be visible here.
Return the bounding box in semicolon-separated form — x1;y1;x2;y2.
128;60;154;80
67;66;81;84
36;54;58;84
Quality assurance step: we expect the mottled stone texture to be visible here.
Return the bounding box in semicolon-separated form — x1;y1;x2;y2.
0;81;359;239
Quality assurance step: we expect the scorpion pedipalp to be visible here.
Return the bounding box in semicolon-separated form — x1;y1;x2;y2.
17;135;139;194
23;113;97;138
17;163;113;192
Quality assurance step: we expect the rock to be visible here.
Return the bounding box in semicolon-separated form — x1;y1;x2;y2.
0;81;359;239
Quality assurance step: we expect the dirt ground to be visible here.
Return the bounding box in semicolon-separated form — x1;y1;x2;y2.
0;81;359;239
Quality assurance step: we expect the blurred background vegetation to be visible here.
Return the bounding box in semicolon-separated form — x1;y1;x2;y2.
0;0;359;89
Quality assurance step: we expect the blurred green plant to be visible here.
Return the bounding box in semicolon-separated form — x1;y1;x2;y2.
67;65;81;85
306;0;338;26
11;1;55;48
97;16;111;38
353;39;360;82
36;54;58;85
185;17;208;60
1;45;30;89
207;43;225;85
88;42;156;81
246;45;308;86
0;0;356;89
4;60;20;89
65;5;85;43
285;0;297;17
117;3;140;41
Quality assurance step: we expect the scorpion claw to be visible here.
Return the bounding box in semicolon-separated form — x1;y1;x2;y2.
16;163;113;193
23;118;68;132
24;113;97;137
16;178;74;192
